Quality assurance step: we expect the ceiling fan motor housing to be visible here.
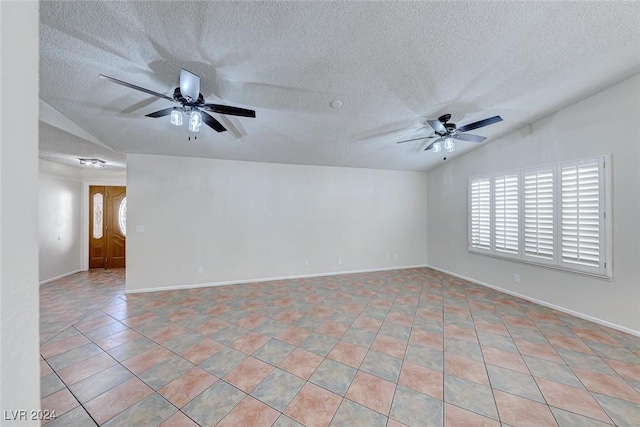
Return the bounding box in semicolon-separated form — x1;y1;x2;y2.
173;88;204;106
435;114;456;135
438;113;452;123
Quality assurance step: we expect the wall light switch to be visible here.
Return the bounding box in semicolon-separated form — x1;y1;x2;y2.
135;225;145;233
513;273;520;284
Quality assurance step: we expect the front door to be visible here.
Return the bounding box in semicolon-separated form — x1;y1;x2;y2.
89;185;126;269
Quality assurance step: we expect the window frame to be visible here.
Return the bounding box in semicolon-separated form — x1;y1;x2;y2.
468;155;612;279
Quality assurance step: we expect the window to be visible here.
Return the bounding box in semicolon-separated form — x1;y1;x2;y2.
560;159;601;271
468;156;610;278
118;197;127;236
93;193;103;239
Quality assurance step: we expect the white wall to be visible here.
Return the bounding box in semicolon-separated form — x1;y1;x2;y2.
427;74;640;332
39;161;83;283
126;154;428;291
38;161;126;280
0;1;40;423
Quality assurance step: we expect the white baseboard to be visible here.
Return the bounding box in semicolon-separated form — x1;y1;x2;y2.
427;265;640;338
125;264;429;294
39;269;82;285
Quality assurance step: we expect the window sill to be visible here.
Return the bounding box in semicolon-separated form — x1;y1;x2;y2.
468;250;613;281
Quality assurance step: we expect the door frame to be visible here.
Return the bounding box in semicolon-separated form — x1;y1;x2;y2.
81;179;126;270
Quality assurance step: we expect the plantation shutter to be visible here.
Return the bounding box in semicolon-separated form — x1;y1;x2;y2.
470;177;491;251
524;168;554;262
494;173;519;255
560;159;602;271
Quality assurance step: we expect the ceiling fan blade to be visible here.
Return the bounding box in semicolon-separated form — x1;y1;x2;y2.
201;111;227;132
180;69;201;103
457;115;503;133
145;107;175;118
396;135;437;144
453;133;486;143
427;119;446;133
203;104;256;118
424;137;445;151
99;74;175;102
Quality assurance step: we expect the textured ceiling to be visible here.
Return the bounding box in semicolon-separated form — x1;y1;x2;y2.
39;1;640;171
39;122;127;169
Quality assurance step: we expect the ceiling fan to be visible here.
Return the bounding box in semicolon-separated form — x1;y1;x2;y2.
99;69;256;134
396;114;503;153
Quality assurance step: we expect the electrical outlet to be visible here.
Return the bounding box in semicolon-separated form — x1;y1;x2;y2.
135;225;145;233
513;273;520;284
385;254;391;260
393;253;398;260
197;267;204;275
338;258;343;265
304;259;311;267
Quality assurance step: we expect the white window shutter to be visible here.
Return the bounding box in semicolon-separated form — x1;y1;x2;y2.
560;159;602;272
494;173;519;256
470;177;491;252
524;168;554;262
468;156;609;278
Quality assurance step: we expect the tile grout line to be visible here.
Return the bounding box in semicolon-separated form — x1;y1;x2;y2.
47;304;184;426
382;274;412;426
41;268;640;427
297;275;388;427
480;289;616;426
154;277;382;426
463;279;503;425
515;298;619;425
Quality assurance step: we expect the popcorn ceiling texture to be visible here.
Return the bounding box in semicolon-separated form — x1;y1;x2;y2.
39;1;640;171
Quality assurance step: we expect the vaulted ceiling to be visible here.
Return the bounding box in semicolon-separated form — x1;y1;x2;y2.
39;1;640;171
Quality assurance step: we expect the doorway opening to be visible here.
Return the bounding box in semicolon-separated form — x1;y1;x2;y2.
89;185;126;269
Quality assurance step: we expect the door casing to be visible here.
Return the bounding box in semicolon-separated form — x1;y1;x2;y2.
89;185;126;269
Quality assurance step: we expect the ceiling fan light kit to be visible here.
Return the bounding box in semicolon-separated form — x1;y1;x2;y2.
78;158;105;167
396;113;503;155
99;68;256;138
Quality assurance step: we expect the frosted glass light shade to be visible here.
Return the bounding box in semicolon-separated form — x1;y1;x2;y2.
189;110;202;132
432;141;442;153
444;138;455;152
170;109;183;126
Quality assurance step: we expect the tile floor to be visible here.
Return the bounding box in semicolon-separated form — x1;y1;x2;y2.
39;268;640;426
